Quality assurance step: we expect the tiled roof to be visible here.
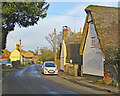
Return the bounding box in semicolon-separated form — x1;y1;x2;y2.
21;49;26;54
28;50;36;54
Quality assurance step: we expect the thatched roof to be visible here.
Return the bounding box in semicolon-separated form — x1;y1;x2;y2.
80;5;119;57
65;38;82;64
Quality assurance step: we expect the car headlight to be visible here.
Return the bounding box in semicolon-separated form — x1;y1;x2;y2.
44;68;48;71
55;69;58;71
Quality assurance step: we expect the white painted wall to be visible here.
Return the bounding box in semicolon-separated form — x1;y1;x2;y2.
60;40;67;70
83;14;104;76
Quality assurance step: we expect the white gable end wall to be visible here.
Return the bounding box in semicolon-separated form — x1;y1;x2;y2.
60;40;67;71
83;14;104;76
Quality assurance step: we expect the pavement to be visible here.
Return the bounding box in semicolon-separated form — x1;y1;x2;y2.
58;71;119;94
2;64;110;95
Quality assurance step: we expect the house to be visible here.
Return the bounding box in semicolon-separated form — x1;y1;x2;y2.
23;50;38;64
2;49;11;59
21;49;26;54
60;26;82;71
60;40;67;70
80;5;118;77
60;26;69;71
23;51;34;63
65;38;82;64
10;44;24;63
65;38;82;76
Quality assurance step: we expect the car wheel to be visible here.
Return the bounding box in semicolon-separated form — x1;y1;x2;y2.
8;65;11;68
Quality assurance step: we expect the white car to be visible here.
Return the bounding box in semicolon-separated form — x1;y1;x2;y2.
1;60;12;67
42;62;58;75
6;62;12;67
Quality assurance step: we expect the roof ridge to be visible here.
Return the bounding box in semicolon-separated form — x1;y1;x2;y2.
85;5;118;11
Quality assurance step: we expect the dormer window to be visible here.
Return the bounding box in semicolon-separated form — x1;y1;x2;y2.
91;36;95;48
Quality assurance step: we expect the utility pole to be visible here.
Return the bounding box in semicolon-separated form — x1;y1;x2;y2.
19;39;21;64
37;47;39;64
54;28;56;64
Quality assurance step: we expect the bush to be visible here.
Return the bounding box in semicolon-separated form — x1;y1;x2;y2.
112;81;118;87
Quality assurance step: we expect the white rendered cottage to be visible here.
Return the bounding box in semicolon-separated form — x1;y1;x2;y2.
80;5;118;77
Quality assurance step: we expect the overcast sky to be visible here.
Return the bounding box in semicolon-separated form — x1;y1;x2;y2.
6;0;119;52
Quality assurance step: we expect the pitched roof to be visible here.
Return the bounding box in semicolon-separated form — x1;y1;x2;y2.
65;38;82;45
80;5;119;56
2;56;10;59
28;50;36;54
21;49;26;54
2;49;11;56
23;51;34;57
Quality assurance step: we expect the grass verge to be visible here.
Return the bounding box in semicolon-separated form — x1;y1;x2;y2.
2;68;15;72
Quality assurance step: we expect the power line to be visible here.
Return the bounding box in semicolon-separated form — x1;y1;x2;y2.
48;13;83;18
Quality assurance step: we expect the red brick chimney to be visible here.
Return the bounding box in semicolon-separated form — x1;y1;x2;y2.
63;26;68;40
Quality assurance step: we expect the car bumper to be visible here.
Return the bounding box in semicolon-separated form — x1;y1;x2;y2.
44;70;58;75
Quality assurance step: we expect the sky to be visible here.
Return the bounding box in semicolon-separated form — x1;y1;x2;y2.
6;0;119;52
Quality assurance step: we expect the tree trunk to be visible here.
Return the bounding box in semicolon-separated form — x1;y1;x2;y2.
2;31;8;50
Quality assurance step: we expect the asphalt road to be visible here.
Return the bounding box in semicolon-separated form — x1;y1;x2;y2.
2;64;109;95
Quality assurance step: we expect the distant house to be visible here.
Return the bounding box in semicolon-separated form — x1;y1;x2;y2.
2;49;11;59
80;5;118;77
23;50;38;64
10;44;24;63
23;51;34;62
21;50;26;54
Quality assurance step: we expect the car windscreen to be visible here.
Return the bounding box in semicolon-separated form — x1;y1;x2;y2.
45;63;55;67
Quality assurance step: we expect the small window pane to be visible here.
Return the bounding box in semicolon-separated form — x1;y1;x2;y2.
91;37;95;47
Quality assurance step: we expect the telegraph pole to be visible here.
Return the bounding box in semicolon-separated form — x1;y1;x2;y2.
54;28;56;64
37;47;39;64
19;39;21;64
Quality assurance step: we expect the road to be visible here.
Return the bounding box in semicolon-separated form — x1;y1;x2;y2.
2;64;109;95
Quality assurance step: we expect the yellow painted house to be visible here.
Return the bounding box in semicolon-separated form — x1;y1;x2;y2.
10;44;24;62
23;51;34;61
23;50;38;64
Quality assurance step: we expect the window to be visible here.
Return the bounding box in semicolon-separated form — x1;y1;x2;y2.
45;63;55;67
91;37;95;47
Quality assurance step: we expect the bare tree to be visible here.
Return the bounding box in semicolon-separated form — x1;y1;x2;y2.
45;31;63;51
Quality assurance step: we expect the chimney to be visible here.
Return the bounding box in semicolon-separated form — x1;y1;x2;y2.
63;26;68;40
16;44;20;50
